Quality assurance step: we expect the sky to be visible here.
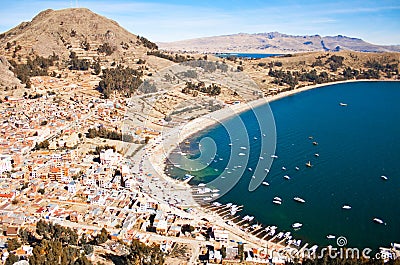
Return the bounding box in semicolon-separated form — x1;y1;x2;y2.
0;0;399;45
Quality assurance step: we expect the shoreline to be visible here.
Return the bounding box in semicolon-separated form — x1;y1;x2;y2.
135;78;399;257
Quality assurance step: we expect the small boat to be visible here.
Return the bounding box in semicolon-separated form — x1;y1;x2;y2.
262;133;266;137
312;141;318;145
342;205;352;210
314;153;320;157
228;143;233;146
271;155;278;158
308;136;313;139
240;146;247;150
284;175;291;180
252;175;256;179
326;235;336;239
295;166;300;171
294;197;305;203
198;183;206;187
339;103;348;106
373;218;386;225
248;168;253;171
262;182;270;186
265;168;270;172
381;175;388;180
259;156;264;160
292;223;303;229
254;137;258;140
282;166;286;171
273;200;282;205
238;153;246;156
203;197;212;201
274;197;282;201
306;161;313;167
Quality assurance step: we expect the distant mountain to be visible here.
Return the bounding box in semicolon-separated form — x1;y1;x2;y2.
0;8;156;60
158;32;400;53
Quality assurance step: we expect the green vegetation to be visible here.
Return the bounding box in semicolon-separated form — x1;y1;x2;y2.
86;127;133;142
147;50;193;63
97;65;143;98
9;53;59;87
138;35;158;50
69;51;90;71
182;81;221;96
97;42;115;56
33;140;50;150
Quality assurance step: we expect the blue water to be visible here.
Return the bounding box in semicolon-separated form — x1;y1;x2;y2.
167;81;400;250
215;53;281;59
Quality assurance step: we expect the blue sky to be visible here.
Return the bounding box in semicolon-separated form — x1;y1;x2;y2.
0;0;399;44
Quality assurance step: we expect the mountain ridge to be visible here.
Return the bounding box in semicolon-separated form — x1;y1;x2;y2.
158;32;400;53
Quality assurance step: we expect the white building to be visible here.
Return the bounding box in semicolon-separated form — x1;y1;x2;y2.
0;155;12;174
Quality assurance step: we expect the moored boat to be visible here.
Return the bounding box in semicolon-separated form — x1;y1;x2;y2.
292;223;303;229
294;197;305;203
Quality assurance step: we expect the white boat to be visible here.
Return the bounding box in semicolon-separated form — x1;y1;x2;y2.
262;182;270;186
254;137;257;140
292;223;303;229
248;168;253;171
240;146;247;150
295;166;300;171
211;193;219;197
203;197;212;201
306;161;312;167
373;218;386;224
264;168;270;172
198;183;206;187
284;175;291;180
238;153;246;156
315;153;320;157
263;134;266;137
282;166;286;170
274;197;282;201
381;175;388;180
273;200;282;205
228;143;233;146
340;102;348;106
326;235;336;239
260;156;264;160
252;175;256;179
294;197;305;203
342;205;352;210
271;155;278;158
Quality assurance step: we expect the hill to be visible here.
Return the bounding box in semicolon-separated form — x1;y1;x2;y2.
0;8;157;62
158;32;400;54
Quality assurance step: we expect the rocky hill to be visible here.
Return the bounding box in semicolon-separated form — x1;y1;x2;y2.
0;8;156;62
158;32;400;54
